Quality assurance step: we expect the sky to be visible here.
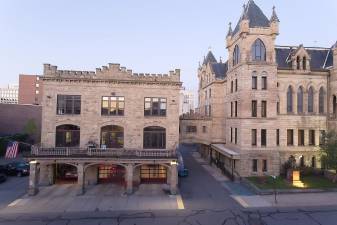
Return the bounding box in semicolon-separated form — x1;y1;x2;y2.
0;0;336;94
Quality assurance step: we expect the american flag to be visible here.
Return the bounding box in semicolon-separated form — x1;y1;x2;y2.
5;141;19;159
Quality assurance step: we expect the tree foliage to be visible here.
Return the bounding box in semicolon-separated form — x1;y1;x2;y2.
320;130;337;177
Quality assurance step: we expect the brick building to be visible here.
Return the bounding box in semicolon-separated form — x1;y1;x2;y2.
180;0;336;178
27;63;181;196
18;74;42;105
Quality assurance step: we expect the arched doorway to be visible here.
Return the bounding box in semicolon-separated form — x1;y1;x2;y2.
56;125;80;147
138;164;168;184
100;125;124;148
54;163;78;184
97;164;126;184
143;126;166;149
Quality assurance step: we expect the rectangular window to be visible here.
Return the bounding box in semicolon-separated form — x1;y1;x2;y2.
235;79;238;92
261;129;267;147
261;101;267;117
252;159;258;172
202;126;207;133
298;130;305;146
186;126;197;133
235;128;238;144
252;76;257;90
262;160;267;172
252;100;257;117
262;77;267;90
235;101;238;117
309;130;315;146
287;129;294;146
231;81;233;93
277;102;280;114
276;129;280;146
101;96;125;116
56;95;81;115
209;88;212;98
230;127;233;143
231;102;233;117
252;129;257;146
144;97;166;116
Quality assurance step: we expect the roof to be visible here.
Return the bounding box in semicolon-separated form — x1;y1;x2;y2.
210;62;228;79
211;144;240;159
211;62;228;79
233;0;270;36
275;46;333;70
203;51;217;65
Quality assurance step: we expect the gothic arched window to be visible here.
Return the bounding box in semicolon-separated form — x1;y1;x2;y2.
308;86;314;113
251;39;266;61
233;45;240;66
319;87;325;114
297;86;304;113
287;86;293;113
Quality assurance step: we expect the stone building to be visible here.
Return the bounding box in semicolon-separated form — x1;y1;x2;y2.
180;0;336;179
179;88;195;115
27;63;181;196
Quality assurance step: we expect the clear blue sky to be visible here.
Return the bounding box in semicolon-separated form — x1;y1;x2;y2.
1;0;336;93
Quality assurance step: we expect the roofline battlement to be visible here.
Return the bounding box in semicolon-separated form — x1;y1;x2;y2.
43;63;181;83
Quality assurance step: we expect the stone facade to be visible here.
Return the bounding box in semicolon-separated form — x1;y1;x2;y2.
28;62;181;195
180;0;336;178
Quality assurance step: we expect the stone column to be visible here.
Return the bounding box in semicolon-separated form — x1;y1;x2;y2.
170;163;178;195
47;164;54;185
76;163;85;195
28;161;39;196
126;164;133;194
39;163;50;186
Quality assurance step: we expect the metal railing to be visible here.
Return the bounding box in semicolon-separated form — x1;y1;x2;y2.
30;147;176;158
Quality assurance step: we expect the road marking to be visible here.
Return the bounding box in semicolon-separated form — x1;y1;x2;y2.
8;198;29;207
231;195;249;208
176;194;185;209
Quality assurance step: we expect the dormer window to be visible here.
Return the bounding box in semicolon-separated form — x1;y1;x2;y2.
233;45;240;66
251;39;266;61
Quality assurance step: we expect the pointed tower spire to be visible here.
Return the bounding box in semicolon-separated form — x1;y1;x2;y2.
270;6;280;22
242;3;248;20
227;22;233;37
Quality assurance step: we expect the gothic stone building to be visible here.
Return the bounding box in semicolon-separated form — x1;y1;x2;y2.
28;63;181;195
180;0;337;178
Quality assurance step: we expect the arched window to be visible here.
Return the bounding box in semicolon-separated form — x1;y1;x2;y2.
287;86;293;113
297;86;304;113
100;125;124;148
297;56;301;70
333;95;337;116
311;156;316;168
319;87;325;114
300;156;305;167
251;39;266;61
308;87;314;113
233;45;240;66
56;124;80;147
143;126;166;149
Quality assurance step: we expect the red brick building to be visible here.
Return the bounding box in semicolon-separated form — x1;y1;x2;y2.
18;74;42;105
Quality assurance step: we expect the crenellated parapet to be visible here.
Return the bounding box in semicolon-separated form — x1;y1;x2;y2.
43;63;180;83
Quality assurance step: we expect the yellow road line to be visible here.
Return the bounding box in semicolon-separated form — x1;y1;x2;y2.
176;194;185;209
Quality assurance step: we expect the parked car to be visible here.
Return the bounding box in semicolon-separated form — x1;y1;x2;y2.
6;162;30;177
0;173;6;183
0;165;7;183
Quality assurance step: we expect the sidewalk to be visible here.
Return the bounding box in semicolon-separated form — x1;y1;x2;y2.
192;151;337;208
0;184;183;214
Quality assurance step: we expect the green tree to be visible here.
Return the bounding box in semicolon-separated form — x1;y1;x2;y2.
23;119;37;137
320;130;337;182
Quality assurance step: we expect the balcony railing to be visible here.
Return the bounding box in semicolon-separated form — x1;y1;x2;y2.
30;147;176;158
